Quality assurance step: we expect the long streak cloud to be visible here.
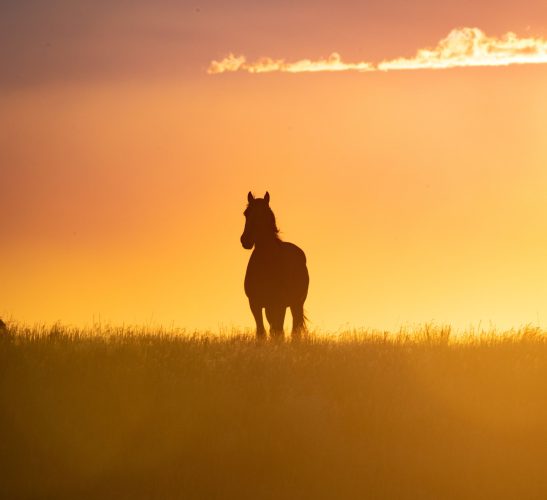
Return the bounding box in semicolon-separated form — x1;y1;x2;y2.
208;27;547;75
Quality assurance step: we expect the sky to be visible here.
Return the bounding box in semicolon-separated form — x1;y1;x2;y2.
2;0;547;332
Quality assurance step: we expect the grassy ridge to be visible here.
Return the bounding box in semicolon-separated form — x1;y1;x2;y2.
1;325;547;499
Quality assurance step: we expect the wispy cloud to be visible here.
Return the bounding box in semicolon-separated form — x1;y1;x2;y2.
207;52;373;74
378;27;547;71
208;27;547;75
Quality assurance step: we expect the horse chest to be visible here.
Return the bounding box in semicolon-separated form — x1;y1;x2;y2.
244;250;289;297
246;252;283;280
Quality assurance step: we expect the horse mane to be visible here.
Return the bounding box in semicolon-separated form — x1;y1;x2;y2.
269;207;281;239
245;202;281;240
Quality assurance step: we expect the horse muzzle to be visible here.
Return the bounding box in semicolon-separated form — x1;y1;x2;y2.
240;235;254;250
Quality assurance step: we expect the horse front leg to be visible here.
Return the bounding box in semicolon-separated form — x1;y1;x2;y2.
265;305;286;339
250;300;266;338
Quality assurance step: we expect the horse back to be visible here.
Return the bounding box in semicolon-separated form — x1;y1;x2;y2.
281;241;307;264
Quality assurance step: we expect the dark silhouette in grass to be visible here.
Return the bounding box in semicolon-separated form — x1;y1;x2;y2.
241;192;309;339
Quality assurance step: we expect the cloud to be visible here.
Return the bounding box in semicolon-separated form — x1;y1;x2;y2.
207;52;373;74
378;27;547;71
208;27;547;75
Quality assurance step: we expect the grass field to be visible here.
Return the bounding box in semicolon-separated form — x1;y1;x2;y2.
1;323;547;499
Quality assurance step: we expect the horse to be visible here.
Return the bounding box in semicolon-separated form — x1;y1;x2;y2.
240;191;309;338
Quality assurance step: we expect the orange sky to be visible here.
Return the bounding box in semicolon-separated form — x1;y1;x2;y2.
2;1;547;331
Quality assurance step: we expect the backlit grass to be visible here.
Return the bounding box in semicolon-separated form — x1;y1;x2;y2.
1;323;546;499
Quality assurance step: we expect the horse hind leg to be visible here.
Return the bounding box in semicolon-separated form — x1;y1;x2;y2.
265;305;286;339
290;303;306;339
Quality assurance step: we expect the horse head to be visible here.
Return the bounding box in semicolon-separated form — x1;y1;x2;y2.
241;191;277;249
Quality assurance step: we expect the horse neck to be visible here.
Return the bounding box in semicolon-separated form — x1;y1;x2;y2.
253;231;280;251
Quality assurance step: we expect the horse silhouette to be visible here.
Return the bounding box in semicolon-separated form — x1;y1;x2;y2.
241;192;309;338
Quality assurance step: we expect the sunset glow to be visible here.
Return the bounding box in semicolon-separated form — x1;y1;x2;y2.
2;1;547;332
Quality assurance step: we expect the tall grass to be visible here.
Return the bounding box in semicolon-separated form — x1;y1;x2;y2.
1;323;546;499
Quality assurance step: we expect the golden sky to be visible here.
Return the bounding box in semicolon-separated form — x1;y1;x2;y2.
2;1;547;331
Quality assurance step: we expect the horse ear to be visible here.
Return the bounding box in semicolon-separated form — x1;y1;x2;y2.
248;192;254;203
264;192;270;204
